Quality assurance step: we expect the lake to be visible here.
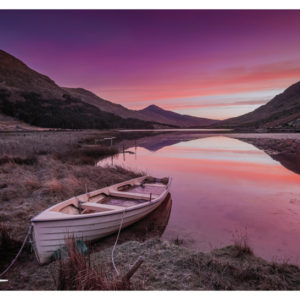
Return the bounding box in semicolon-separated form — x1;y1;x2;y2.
99;133;300;264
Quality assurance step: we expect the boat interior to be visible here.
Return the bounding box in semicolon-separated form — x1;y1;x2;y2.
51;177;169;215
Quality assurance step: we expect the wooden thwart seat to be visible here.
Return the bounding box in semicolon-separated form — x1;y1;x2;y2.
87;194;106;203
81;202;122;212
142;183;165;188
109;190;156;201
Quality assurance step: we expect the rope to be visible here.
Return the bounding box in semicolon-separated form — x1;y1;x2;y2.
0;225;32;279
110;177;171;278
111;210;125;276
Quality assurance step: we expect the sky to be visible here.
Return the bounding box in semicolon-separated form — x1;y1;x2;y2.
1;10;300;120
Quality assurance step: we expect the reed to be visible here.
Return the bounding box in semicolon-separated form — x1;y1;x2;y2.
232;231;253;257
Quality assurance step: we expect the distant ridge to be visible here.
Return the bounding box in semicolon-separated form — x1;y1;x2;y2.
138;104;218;127
0;49;218;129
216;81;300;129
64;89;218;128
2;49;298;131
0;50;162;130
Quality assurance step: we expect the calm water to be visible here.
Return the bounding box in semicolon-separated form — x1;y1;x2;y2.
99;135;300;264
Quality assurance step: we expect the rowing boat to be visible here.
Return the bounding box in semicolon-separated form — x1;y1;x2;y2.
31;176;170;264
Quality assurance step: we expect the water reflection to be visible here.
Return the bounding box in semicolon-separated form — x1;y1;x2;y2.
99;135;300;264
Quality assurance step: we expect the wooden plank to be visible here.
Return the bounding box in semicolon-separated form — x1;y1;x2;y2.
143;183;165;187
81;202;122;212
109;191;153;201
88;194;106;203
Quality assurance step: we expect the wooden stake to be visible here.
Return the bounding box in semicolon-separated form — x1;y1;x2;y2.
122;256;144;282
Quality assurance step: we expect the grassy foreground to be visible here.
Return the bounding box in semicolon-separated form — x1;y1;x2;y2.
0;130;144;290
3;233;300;290
0;130;141;240
92;239;300;290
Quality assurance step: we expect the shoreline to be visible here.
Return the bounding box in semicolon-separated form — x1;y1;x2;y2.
1;130;300;290
2;236;300;290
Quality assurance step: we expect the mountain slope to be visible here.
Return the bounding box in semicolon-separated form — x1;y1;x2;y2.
64;87;147;120
138;104;218;127
0;50;155;130
0;112;43;131
65;88;218;127
217;82;300;129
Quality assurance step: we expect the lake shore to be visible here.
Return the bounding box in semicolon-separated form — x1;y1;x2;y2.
2;236;300;290
233;135;300;174
1;129;300;290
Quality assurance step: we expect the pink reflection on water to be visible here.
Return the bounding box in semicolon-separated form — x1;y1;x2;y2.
99;136;300;264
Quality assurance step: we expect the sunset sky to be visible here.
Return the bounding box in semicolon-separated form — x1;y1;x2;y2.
1;10;300;119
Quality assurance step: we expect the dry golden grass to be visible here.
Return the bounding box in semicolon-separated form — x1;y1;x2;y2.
0;130;144;290
43;178;64;194
54;237;131;290
0;131;142;243
24;175;41;191
0;130;119;158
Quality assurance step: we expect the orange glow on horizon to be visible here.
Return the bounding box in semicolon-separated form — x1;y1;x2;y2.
94;60;300;106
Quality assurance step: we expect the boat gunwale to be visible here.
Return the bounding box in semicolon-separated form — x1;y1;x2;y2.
33;201;163;228
31;192;168;222
31;176;170;223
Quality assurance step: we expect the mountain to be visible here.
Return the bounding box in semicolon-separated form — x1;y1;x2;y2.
0;49;216;129
64;88;218;127
138;104;218;127
217;82;300;129
0;50;157;130
64;87;147;120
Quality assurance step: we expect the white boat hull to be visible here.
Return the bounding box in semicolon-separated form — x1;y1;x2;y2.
31;176;170;264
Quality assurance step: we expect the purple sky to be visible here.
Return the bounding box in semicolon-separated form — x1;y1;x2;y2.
1;10;300;119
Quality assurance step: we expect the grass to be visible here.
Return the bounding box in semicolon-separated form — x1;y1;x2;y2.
0;130;145;290
0;154;37;166
54;145;119;165
173;236;184;246
0;130;118;158
2;130;300;290
231;230;253;258
97;238;300;290
0;130;142;243
54;237;131;290
0;157;142;242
